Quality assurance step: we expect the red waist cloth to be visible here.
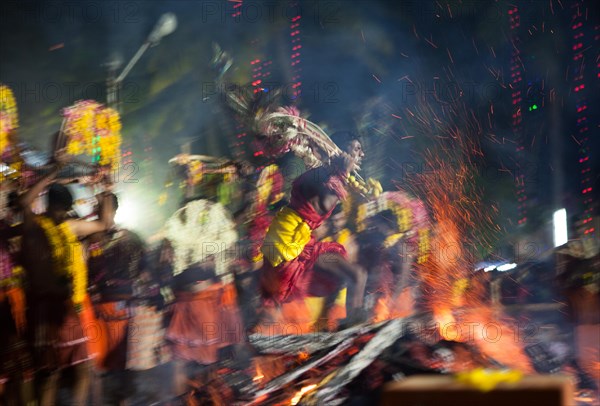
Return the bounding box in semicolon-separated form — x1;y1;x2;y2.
166;284;243;365
88;301;129;371
260;238;347;303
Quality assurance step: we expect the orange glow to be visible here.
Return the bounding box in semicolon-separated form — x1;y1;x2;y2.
403;100;532;372
253;363;264;382
290;384;317;405
464;307;532;371
373;296;391;323
434;308;459;341
253;356;286;385
252;300;314;336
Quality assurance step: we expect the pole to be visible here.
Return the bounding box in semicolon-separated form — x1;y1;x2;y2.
116;41;151;83
106;42;151;113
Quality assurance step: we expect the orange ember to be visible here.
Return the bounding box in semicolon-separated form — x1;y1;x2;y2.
290;384;317;405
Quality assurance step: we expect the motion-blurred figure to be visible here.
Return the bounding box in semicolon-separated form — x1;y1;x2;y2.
19;153;113;406
0;181;33;406
356;209;416;321
305;204;359;330
86;193;168;405
163;197;243;398
556;238;600;388
259;133;368;327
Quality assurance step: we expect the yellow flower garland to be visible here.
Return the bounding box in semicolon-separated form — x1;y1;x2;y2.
0;84;18;155
356;197;430;264
346;175;383;198
96;108;122;167
36;216;87;305
63;100;122;170
0;265;23;289
356;204;367;232
188;160;204;185
256;164;277;206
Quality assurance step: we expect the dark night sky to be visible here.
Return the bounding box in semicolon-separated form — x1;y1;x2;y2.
1;0;598;246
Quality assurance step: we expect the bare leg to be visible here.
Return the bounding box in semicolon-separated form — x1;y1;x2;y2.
20;377;36;406
173;359;188;397
71;361;91;406
314;292;338;332
314;253;367;314
39;371;60;406
89;369;102;406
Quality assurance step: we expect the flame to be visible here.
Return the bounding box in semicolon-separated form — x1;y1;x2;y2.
290;384;317;405
253;356;286;384
403;97;532;372
298;351;310;362
253;362;264;383
371;288;415;324
434;308;459;341
253;300;314;336
373;296;390;323
253;363;264;382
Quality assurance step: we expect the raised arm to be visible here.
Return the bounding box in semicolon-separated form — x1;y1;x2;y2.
68;175;115;238
19;147;72;206
68;192;114;238
18;162;64;227
98;191;116;230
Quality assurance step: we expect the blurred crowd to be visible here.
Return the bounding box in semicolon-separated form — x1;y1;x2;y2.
1;147;598;405
0;149;425;405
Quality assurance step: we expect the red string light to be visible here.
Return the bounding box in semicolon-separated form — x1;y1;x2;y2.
289;1;302;100
571;1;596;238
509;7;528;227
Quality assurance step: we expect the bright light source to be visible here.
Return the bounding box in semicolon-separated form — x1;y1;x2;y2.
148;13;177;44
114;197;139;229
497;263;517;272
553;208;568;247
484;265;497;272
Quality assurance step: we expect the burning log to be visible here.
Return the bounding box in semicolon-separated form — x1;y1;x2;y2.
248;335;356;403
175;310;592;405
309;318;409;405
244;317;428;404
248;320;385;356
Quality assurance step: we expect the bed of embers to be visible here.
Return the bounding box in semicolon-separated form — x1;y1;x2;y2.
173;314;598;406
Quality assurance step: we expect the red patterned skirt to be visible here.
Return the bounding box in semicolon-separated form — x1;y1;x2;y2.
166;283;244;365
260;239;347;304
